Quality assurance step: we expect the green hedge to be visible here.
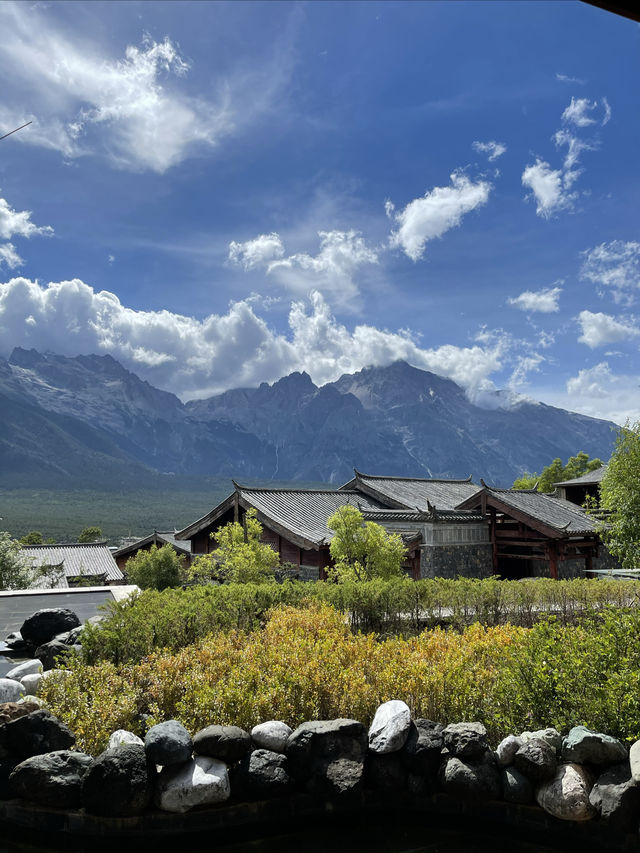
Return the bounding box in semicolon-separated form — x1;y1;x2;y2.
81;576;640;664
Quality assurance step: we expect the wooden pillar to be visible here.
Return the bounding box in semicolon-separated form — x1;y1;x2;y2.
234;492;239;523
490;506;498;573
548;541;558;580
585;550;593;574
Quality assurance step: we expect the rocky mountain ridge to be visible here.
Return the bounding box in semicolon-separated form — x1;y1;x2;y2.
0;348;617;488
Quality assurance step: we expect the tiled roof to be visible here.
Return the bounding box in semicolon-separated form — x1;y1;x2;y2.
113;531;192;558
554;465;607;487
459;487;598;536
346;471;482;511
361;508;485;523
21;544;124;582
237;487;387;546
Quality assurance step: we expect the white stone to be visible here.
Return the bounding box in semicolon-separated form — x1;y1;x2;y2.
536;763;596;821
0;678;25;703
5;660;43;681
155;756;230;813
20;673;43;695
18;695;43;707
368;699;412;754
495;734;523;767
629;739;640;783
251;721;292;754
531;727;562;753
109;729;144;749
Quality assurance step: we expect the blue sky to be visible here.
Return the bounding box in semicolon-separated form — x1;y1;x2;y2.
0;0;639;424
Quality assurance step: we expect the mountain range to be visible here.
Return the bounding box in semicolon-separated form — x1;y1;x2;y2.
0;348;617;489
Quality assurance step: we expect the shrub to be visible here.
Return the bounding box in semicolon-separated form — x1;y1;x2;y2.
124;543;186;590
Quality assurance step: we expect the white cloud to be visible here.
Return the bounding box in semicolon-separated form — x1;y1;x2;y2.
228;233;285;270
602;97;612;126
508;353;545;389
508;286;562;313
555;73;585;85
580;241;640;305
0;195;53;269
567;361;614;397
388;172;491;261
266;230;378;306
521;159;576;218
0;276;506;402
577;310;640;348
562;361;640;425
0;3;289;172
553;128;595;171
561;97;599;127
472;140;507;162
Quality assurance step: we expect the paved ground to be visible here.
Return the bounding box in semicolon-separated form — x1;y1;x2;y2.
0;589;116;639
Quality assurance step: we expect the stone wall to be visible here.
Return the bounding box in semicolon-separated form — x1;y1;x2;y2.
421;543;493;579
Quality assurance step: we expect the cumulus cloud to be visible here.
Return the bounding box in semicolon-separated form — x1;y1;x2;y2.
228;233;285;270
562;361;639;425
521;159;576;218
0;2;288;172
562;97;599;127
577;310;640;348
580;241;640;305
0;195;53;269
472;140;507;161
0;276;506;402
508;285;562;313
388;172;491;261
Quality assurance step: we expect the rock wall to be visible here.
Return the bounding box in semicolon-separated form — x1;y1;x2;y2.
421;543;493;579
2;698;640;845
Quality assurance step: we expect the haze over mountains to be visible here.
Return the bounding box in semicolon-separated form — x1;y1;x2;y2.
0;348;617;489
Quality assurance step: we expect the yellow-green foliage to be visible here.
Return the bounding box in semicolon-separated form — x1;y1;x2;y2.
327;505;406;582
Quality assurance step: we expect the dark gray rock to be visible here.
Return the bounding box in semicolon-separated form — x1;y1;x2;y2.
561;727;627;768
443;721;488;760
231;749;292;800
589;762;640;833
145;720;193;767
193;724;251;763
513;737;557;783
287;719;367;797
5;632;28;652
365;752;407;791
34;639;71;671
83;743;154;816
501;766;534;804
401;719;443;777
20;609;80;647
9;750;93;808
0;710;75;759
439;752;501;800
0;758;17;799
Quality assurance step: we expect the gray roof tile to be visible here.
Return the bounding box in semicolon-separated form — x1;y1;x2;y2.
21;544;124;582
349;471;482;511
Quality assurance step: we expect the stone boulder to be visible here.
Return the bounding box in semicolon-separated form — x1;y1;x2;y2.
109;729;144;749
83;744;154;816
630;739;640;784
0;709;75;760
251;721;292;754
589;762;640;833
34;640;71;672
193;724;251;763
513;738;557;783
145;720;193;767
0;701;40;726
439;752;501;800
4;632;28;652
155;755;230;813
401;719;443;778
5;660;42;681
528;728;562;754
9;749;93;808
368;700;412;754
561;726;627;768
231;749;292;800
286;719;367;797
1;758;17;799
0;679;25;704
501;766;533;804
20;674;43;696
365;752;407;791
536;763;596;821
20;609;80;647
443;721;489;760
495;734;523;768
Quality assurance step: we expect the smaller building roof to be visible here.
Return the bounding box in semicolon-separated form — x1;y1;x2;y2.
554;465;607;487
21;543;124;583
457;485;599;537
113;531;192;560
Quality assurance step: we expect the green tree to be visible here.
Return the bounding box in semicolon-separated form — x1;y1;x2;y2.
19;530;44;545
513;452;602;493
78;526;103;543
125;544;186;591
327;505;406;582
599;421;640;570
0;531;58;590
189;509;279;584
